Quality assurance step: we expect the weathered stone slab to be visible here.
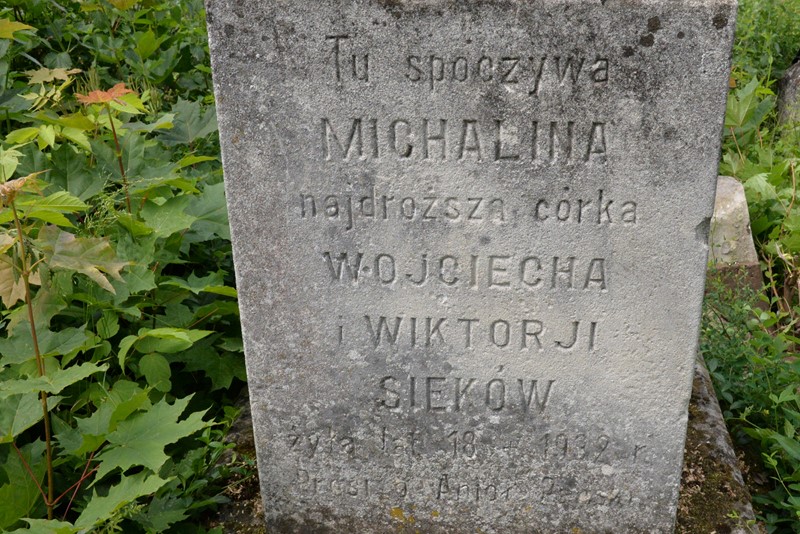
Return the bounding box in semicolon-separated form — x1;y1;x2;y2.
709;175;762;296
710;176;758;267
206;1;736;531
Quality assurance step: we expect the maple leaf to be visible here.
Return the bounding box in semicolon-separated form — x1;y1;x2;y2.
75;83;134;105
94;395;209;481
25;67;82;85
75;472;168;530
0;19;34;40
36;226;129;293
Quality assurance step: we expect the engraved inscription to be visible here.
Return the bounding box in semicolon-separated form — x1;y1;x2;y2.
351;315;599;351
326;34;369;83
404;53;609;94
320;118;608;164
287;425;356;458
299;190;505;230
378;376;556;414
323;252;608;291
283;423;648;468
436;475;515;503
292;468;637;509
297;189;638;230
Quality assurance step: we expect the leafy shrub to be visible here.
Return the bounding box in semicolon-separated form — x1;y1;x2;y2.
709;1;800;530
0;1;246;531
702;277;800;532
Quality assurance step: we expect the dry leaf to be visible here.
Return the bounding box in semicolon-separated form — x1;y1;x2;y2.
25;67;82;85
0;171;45;207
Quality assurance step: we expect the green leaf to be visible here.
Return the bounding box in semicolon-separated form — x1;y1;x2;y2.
780;232;800;254
0;440;46;530
725;77;759;129
116;212;154;237
160;271;237;297
97;311;120;339
161;271;227;295
135;29;165;61
773;433;800;463
120;263;157;293
47;145;104;201
37;226;129;293
133;494;191;531
117;335;138;371
0;326;93;367
0;362;108;399
140;196;197;238
139;353;171;392
75;472;169;530
6;519;78;534
123;113;174;133
108;93;146;115
219;337;244;352
186;182;230;241
157;99;218;146
58;381;151;455
0;394;43;443
17;191;88;212
203;285;237;298
25;210;75;227
155;303;194;328
182;346;245;391
60;127;91;151
134;327;212;354
37;125;56;149
145;45;182;84
743;173;777;202
94;396;209;481
5;127;39;145
177;154;216;168
0;147;23;182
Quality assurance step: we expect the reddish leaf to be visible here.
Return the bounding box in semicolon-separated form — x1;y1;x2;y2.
76;83;134;105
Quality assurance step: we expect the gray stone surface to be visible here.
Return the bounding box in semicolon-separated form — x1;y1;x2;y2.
778;59;800;124
710;176;758;266
708;175;762;297
676;355;761;534
206;1;736;531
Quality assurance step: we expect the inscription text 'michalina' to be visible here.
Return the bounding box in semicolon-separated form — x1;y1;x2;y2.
320;118;607;164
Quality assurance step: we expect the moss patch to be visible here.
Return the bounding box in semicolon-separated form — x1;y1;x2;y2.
676;400;757;533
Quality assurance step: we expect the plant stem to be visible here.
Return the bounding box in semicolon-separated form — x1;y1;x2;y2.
11;442;47;502
11;201;55;519
106;103;131;213
730;127;745;167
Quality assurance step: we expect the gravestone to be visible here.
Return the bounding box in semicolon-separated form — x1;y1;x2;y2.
205;0;736;531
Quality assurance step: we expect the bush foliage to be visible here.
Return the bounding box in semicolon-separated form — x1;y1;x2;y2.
706;0;800;531
0;0;243;531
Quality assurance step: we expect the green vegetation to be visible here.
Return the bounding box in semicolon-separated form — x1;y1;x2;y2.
0;0;799;532
705;0;800;531
0;0;243;531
